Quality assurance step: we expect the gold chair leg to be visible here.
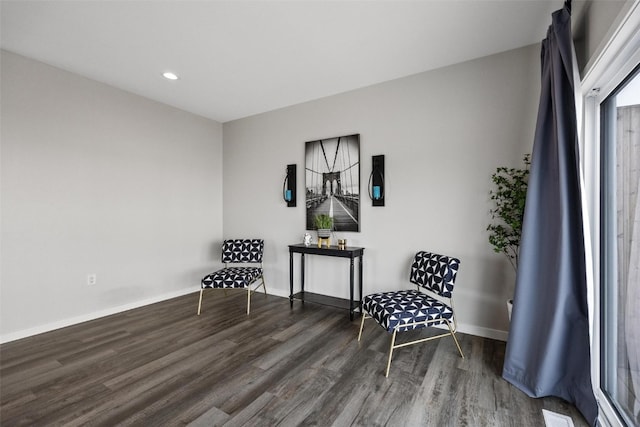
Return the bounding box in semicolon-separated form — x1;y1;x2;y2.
357;313;367;341
246;278;267;316
197;289;204;315
448;322;464;358
385;330;397;377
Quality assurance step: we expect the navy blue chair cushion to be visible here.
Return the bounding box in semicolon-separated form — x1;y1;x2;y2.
362;289;454;332
409;251;460;298
201;266;263;289
221;239;264;263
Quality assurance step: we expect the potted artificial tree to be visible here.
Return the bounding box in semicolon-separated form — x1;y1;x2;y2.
487;154;530;320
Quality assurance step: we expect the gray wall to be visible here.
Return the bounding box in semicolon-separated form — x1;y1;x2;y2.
223;45;540;339
0;50;224;341
573;0;630;73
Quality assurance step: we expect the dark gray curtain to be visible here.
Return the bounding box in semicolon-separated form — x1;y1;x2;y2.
502;2;597;425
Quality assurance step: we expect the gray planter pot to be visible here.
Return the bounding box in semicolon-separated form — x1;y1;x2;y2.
317;229;331;238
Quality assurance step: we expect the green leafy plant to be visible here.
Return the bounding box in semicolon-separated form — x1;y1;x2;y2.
314;214;333;230
487;154;530;271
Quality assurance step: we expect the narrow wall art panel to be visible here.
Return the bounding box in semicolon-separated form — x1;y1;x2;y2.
305;134;360;232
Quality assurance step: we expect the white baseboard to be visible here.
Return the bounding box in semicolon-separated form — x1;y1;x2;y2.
0;287;196;344
456;322;508;342
1;287;509;344
267;288;290;299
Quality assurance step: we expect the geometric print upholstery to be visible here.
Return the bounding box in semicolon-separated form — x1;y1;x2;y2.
358;250;463;377
201;266;263;289
221;239;264;263
362;289;453;333
197;238;267;316
409;251;460;298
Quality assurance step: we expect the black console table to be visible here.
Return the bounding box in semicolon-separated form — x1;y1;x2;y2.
289;244;364;320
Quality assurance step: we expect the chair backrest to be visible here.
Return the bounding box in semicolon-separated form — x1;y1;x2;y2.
221;239;264;263
409;251;460;298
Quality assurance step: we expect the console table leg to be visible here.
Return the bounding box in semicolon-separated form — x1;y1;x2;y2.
289;251;294;308
350;258;355;321
359;254;363;316
301;253;305;304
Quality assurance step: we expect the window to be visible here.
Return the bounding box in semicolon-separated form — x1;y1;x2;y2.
580;4;640;427
600;65;640;427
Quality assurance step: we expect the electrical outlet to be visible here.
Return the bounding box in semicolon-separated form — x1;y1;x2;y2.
87;274;97;286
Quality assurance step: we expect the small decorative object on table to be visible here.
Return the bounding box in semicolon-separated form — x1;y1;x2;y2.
303;233;312;247
338;239;347;250
314;214;333;248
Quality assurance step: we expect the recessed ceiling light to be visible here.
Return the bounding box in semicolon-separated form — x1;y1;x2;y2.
162;71;179;80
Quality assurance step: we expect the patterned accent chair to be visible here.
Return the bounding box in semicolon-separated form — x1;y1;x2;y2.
198;239;266;315
358;251;464;377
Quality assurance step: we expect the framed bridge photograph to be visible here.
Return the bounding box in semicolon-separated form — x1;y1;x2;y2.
305;134;360;232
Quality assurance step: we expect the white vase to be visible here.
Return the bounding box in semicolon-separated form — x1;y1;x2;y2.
507;299;513;321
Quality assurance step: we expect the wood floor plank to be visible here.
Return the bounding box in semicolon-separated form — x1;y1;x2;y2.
103;336;237;390
212;391;277;427
1;359;63;390
0;291;589;426
261;369;340;426
15;382;112;427
186;402;232;427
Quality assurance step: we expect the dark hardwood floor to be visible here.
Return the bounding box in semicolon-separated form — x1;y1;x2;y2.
0;291;588;426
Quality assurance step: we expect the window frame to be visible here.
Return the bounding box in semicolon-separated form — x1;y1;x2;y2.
581;2;640;426
598;64;640;426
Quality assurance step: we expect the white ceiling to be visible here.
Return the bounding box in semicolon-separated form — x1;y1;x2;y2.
1;0;564;123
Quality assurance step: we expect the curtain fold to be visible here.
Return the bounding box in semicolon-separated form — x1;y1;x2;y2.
502;2;598;425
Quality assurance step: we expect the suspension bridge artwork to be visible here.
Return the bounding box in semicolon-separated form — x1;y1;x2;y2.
305;134;360;232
